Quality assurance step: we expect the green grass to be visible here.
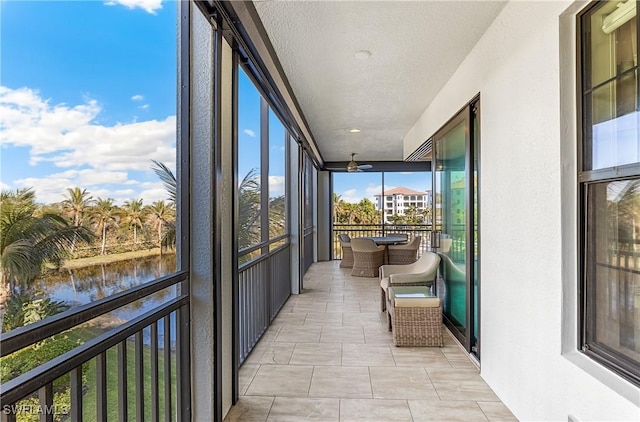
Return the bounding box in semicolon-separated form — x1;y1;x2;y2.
60;248;162;270
71;328;178;421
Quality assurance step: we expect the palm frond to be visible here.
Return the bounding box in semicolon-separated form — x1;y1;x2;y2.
151;160;177;204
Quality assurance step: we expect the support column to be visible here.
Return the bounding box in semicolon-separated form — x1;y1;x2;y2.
316;171;331;261
289;143;301;294
220;38;234;417
188;5;221;420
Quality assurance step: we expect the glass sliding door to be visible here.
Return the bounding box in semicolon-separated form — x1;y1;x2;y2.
433;101;480;357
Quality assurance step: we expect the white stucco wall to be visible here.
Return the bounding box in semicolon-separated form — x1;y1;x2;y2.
404;1;640;421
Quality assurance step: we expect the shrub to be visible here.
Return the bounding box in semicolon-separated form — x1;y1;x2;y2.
0;335;86;422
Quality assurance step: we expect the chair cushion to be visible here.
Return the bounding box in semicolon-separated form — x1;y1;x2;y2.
388;286;440;308
394;297;441;308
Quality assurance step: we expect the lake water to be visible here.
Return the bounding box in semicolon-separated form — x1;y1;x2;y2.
33;254;177;326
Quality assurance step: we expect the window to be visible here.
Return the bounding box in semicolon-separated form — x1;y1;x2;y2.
579;0;640;386
238;68;262;259
238;68;291;261
268;109;288;242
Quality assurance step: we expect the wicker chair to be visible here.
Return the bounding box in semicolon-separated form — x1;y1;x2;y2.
338;234;354;268
350;238;386;278
379;252;440;311
387;236;421;265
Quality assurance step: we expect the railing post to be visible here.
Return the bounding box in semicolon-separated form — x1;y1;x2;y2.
96;352;108;422
70;366;83;422
38;383;53;422
135;332;144;421
117;341;128;422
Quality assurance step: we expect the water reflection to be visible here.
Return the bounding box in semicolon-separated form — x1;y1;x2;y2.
33;254;177;324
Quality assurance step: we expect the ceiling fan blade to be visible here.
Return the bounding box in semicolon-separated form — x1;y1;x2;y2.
357;164;373;170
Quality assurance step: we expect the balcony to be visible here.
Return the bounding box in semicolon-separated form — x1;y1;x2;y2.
2;0;640;421
226;261;515;422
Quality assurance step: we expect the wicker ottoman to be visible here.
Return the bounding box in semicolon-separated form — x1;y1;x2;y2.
386;286;443;347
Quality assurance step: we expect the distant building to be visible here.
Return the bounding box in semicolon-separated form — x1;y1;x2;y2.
373;187;432;223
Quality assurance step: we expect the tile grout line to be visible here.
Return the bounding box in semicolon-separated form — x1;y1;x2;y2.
473;401;491;422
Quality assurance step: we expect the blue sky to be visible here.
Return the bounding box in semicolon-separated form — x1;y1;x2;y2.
1;0;178;205
0;0;288;205
0;0;425;206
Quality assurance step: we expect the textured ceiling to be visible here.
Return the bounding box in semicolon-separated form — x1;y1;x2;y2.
253;0;506;163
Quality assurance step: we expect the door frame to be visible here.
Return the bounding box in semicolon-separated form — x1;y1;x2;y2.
431;97;480;358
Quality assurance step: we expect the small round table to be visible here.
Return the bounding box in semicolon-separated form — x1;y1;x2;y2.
365;236;408;246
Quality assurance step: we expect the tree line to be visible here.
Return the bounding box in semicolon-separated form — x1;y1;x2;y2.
0;161;176;289
333;193;431;225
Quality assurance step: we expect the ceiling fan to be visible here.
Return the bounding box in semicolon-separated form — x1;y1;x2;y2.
327;153;373;172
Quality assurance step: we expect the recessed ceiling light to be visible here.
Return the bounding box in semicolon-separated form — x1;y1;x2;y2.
354;50;371;60
349;128;361;133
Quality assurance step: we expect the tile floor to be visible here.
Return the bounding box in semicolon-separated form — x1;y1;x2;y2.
225;261;517;422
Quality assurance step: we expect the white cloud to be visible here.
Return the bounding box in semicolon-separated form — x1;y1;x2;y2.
14;169;132;204
365;184;394;197
269;175;285;197
104;0;162;14
340;188;361;204
131;94;144;101
0;181;10;190
1;86;176;204
138;187;171;204
138;104;149;110
339;184;394;204
243;129;256;138
0;86;176;172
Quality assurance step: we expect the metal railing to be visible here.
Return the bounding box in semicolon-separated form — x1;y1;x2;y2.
0;271;190;422
332;224;434;259
238;236;291;364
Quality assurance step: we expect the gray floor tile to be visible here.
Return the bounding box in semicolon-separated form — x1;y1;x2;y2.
266;397;340;421
409;400;489;421
308;366;372;398
246;365;313;397
290;343;342;366
340;398;413;421
224;396;274;422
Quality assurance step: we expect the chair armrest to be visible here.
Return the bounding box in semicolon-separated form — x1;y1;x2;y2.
389;272;432;285
380;264;415;279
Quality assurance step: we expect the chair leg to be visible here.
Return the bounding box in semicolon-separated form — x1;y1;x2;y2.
380;287;386;312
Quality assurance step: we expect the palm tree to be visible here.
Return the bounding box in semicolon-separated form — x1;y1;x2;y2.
91;198;121;255
122;198;144;244
0;188;94;289
62;187;93;253
62;187;93;227
268;195;286;238
333;193;345;223
238;169;261;251
145;200;175;255
151;160;176;204
151;160;177;250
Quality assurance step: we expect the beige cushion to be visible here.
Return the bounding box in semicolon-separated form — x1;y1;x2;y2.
394;297;441;308
388;286;440;308
379;252;440;282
